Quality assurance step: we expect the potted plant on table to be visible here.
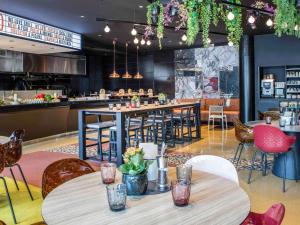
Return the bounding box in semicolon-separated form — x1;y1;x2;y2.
119;147;150;195
158;93;167;105
131;95;140;108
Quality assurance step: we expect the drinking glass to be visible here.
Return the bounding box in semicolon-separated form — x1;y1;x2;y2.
144;100;148;106
154;101;159;106
100;163;116;184
265;116;272;124
116;103;122;110
106;184;127;211
108;103;114;110
176;164;192;182
171;180;191;207
279;118;286;127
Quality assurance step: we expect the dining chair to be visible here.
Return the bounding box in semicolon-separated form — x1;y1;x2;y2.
208;105;227;130
0;142;17;224
232;118;254;167
4;139;33;201
248;125;296;192
173;106;193;143
185;155;239;185
9;129;25;141
41;158;95;198
241;203;285;225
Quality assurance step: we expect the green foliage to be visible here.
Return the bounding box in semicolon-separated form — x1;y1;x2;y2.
147;1;164;49
118;147;150;175
200;0;211;47
185;0;200;45
131;95;140;103
273;0;297;37
211;0;219;26
221;0;243;47
158;93;167;101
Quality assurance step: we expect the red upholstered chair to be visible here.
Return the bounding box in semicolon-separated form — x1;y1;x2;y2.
248;125;296;192
241;203;285;225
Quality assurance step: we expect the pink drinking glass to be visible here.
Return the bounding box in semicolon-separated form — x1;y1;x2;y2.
171;179;191;207
100;162;116;184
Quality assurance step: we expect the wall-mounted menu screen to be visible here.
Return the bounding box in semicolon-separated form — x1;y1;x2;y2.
0;11;81;50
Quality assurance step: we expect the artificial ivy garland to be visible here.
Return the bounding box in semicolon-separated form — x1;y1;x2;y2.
185;0;200;45
147;0;165;49
200;0;212;47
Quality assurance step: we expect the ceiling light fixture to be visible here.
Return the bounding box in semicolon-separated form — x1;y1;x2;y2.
104;24;110;33
134;46;143;79
227;11;235;21
122;43;132;79
134;37;139;44
228;41;234;47
207;38;211;44
141;38;146;45
80;15;85;18
139;5;144;9
98;34;102;37
266;18;273;27
131;26;137;36
179;41;183;45
181;34;187;42
248;15;256;24
110;40;120;78
295;25;299;31
146;40;151;46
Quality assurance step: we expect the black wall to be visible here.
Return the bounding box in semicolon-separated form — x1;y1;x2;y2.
254;34;300;117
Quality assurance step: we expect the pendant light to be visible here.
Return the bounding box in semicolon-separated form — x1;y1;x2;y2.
109;40;120;78
134;46;143;79
122;42;132;79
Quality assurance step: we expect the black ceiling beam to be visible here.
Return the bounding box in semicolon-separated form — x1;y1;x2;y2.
96;18;228;36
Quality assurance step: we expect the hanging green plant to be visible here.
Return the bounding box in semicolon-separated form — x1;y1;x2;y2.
147;0;164;49
185;0;200;45
221;0;243;47
200;0;211;47
211;0;219;26
273;0;297;37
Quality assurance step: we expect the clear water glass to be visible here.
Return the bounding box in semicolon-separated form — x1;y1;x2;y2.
108;103;114;110
144;101;148;106
176;164;192;182
100;162;116;184
171;180;191;207
265;116;272;124
106;183;127;211
155;101;159;106
116;103;121;110
279;118;286;127
125;102;130;108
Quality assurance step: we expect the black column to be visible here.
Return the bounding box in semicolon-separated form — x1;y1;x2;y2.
240;35;255;123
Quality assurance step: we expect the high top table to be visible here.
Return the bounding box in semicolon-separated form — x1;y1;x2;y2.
78;102;201;166
247;120;300;180
42;168;250;225
0;136;10;144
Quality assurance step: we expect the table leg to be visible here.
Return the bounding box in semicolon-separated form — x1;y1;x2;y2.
78;110;87;160
116;112;126;166
194;103;201;139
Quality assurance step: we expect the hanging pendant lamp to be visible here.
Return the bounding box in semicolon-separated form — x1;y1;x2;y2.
109;40;120;78
122;42;132;79
134;46;143;79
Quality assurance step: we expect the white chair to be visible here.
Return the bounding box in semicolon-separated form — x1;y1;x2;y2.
208;105;227;130
185;155;239;185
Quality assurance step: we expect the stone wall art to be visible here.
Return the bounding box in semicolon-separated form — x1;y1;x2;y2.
175;45;239;99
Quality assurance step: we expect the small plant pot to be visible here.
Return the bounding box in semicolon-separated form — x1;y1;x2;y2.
131;102;137;108
122;172;148;196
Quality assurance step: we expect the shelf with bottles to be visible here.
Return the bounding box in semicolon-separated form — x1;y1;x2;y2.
286;70;300;78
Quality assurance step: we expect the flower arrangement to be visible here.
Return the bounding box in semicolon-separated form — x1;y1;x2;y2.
158;93;167;101
131;95;140;103
119;147;150;175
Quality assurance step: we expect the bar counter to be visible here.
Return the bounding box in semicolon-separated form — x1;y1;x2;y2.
0;98;156;141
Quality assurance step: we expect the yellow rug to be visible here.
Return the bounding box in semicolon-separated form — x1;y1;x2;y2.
0;178;43;225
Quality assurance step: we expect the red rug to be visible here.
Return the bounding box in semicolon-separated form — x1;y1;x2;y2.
2;151;100;188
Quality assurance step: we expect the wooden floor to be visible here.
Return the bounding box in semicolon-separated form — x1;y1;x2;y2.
23;125;300;225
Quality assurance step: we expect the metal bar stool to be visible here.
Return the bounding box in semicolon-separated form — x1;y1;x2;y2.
173;106;193;143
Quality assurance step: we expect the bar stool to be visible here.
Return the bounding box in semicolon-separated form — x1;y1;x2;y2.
173;106;193;143
85;115;115;160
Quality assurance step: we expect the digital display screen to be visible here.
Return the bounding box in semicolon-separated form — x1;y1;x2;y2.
0;11;81;50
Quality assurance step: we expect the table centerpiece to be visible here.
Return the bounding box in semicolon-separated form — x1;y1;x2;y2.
119;147;150;195
158;93;167;105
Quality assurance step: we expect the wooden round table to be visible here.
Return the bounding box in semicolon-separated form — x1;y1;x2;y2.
247;120;300;180
42;169;250;225
0;136;10;144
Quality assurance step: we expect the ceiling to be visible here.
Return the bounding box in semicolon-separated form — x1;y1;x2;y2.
0;0;276;52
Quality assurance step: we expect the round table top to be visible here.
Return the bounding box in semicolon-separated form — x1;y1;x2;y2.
42;169;250;225
0;136;10;144
246;120;300;133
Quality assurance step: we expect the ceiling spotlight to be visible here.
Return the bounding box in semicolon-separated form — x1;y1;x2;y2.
134;37;139;44
80;15;85;18
248;15;256;24
146;40;151;46
139;5;144;9
141;38;146;45
179;41;183;45
227;11;235;21
207;38;211;44
181;34;187;42
228;41;234;47
104;24;110;33
266;18;273;27
131;27;137;36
